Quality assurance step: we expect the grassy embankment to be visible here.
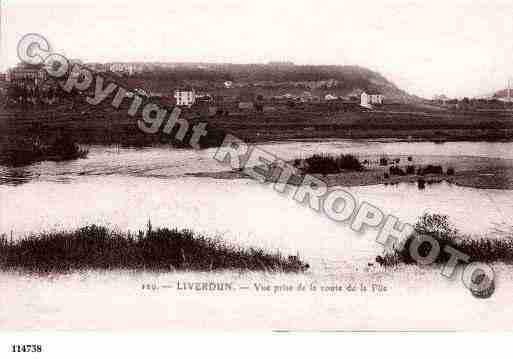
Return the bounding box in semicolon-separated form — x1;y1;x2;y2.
376;213;513;266
0;222;308;273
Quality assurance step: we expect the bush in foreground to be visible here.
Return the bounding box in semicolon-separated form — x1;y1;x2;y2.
295;153;363;174
0;223;308;273
376;213;513;266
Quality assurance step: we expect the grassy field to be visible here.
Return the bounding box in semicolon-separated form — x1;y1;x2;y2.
1;99;513;151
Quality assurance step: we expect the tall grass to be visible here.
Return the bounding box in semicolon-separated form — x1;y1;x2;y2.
294;153;363;174
0;223;308;273
376;213;513;266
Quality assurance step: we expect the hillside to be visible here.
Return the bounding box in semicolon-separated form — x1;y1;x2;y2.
119;63;419;102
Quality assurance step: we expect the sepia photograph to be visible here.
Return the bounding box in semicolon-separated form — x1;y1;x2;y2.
1;0;513;348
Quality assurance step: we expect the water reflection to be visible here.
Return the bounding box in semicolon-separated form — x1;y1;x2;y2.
383;178;446;190
1;176;512;261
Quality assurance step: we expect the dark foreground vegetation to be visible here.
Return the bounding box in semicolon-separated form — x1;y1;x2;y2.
294;153;363;174
376;213;513;266
0;223;308;273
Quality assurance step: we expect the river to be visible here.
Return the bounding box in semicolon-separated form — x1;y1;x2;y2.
1;140;512;264
2;140;513;330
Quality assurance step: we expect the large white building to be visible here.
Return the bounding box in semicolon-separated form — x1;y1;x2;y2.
109;63;136;75
361;92;384;108
174;88;196;107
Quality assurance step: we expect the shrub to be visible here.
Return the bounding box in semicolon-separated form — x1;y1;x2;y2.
376;213;513;266
298;153;363;174
406;165;415;175
376;213;458;265
447;167;455;175
416;213;458;240
407;156;413;162
379;157;388;166
419;165;443;175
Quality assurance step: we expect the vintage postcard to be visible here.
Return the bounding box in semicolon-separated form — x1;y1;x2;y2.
1;0;513;338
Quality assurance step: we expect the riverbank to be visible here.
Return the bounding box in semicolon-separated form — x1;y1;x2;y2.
0;139;89;167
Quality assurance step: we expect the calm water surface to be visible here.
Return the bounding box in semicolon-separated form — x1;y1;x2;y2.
1;140;512;266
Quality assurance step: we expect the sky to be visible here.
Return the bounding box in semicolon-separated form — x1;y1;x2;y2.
1;0;513;98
